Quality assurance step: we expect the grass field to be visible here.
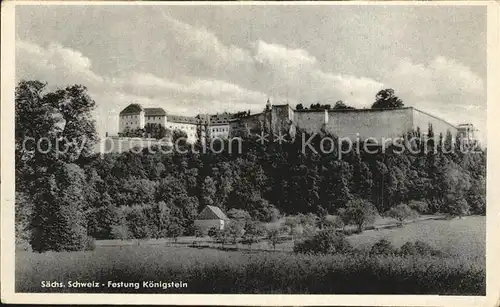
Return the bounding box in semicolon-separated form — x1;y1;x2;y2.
348;216;485;259
15;216;485;294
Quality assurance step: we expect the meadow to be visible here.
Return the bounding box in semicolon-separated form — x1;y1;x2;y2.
16;216;485;295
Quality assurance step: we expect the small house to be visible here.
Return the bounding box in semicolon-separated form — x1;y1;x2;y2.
194;205;230;232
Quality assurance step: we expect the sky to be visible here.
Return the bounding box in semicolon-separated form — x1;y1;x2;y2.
15;5;487;141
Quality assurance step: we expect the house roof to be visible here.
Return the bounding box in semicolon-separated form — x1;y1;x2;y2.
144;108;167;116
196;205;229;220
167;114;198;124
209;112;234;124
120;104;144;115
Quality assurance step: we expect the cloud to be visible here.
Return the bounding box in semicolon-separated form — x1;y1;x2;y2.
254;40;318;69
16;39;270;135
15;12;486;143
251;41;384;107
160;11;253;70
389;56;484;103
16;40;104;87
154;16;385;108
116;72;267;103
385;57;486;142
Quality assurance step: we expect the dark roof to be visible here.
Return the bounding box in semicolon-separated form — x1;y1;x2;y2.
209;112;235;124
144;108;167;116
120;104;144;115
273;104;292;108
167;114;198;124
196;205;229;220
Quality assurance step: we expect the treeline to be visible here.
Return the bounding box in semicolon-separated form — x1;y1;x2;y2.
15;81;486;252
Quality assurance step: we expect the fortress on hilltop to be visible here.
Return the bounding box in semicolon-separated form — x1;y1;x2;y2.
103;100;477;153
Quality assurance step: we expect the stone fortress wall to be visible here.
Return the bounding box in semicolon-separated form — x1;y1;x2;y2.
103;102;472;153
326;108;414;141
235;105;460;142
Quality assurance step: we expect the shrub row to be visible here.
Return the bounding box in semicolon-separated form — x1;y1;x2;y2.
293;229;444;258
370;239;444;257
16;246;484;295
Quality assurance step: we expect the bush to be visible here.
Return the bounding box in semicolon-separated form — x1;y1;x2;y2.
227;209;252;223
125;207;151;239
83;236;96;251
193;224;204;238
399;240;443;256
387;204;418;226
448;198;470;218
301;224;317;238
266;226;284;250
408;200;429;214
166;223;184;243
207;226;220;239
294;228;352;255
297;213;317;226
110;224;129;240
241;221;265;249
253;204;281;222
226;221;244;244
370;239;396;255
339;199;377;233
322;215;344;230
414;240;442;256
400;242;418;256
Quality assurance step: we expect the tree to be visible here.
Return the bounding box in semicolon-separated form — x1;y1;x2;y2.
15;81;57;191
226;221;244;245
295;103;305;110
333;100;355;110
351;152;373;199
242;221;264;250
15;192;33;249
467;175;486;215
201;176;218;207
387;204;418;227
86;192;119;239
266;226;283;251
338;198;377;233
284;216;299;235
323;215;344;230
44;84;99;162
15;81;98;192
439;163;472;214
125;206;151;240
301;223;317;239
316;206;328;229
166;222;184;243
371;88;404;109
448;198;470;218
227;208;252;225
110;224;129;240
118;178;157;207
151;201;170;238
310;103;331;110
29;162;88;252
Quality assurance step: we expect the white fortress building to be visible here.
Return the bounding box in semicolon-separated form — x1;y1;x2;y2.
118;103;233;143
105;101;477;153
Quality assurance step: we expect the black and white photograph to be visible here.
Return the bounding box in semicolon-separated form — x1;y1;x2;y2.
1;1;499;306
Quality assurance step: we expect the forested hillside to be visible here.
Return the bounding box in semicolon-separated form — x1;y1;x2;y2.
15;81;486;252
